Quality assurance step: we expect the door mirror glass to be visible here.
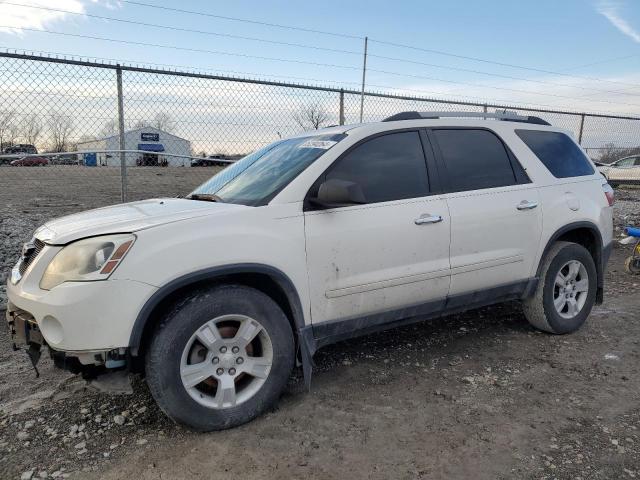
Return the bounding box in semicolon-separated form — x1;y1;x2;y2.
309;179;366;208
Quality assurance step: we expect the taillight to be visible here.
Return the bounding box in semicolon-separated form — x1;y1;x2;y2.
602;183;615;206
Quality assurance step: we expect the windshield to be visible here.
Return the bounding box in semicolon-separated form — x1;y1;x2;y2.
189;133;346;206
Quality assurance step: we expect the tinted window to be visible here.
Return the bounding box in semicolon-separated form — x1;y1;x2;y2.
433;129;518;192
324;131;429;204
516;130;594;178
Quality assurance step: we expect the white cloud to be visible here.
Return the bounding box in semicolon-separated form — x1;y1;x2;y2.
597;1;640;43
0;1;103;35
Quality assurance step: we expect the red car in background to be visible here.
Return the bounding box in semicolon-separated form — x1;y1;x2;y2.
10;156;48;167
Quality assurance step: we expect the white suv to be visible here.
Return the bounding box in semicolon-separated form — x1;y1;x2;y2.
6;111;614;431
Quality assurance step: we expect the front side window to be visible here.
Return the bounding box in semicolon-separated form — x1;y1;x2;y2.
433;129;519;192
190;133;346;206
322;131;429;204
615;157;636;168
516;129;594;178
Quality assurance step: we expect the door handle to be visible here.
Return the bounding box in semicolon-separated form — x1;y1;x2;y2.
517;200;538;211
414;214;443;225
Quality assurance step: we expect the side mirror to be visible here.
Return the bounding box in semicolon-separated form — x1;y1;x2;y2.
309;179;366;209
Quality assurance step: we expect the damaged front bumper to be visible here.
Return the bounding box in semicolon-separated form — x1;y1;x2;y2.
6;302;128;378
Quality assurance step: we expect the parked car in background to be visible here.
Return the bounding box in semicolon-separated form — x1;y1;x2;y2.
191;155;231;167
4;144;38;155
10;156;48;167
598;155;640;186
1;144;38;165
50;153;80;165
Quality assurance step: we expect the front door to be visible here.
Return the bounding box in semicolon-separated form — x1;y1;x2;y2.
304;130;451;325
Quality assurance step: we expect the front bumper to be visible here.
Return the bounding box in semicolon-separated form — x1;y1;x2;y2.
7;274;158;354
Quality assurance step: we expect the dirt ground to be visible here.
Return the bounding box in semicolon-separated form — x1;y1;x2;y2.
0;168;639;479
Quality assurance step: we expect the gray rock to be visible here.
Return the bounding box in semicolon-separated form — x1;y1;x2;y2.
113;415;126;425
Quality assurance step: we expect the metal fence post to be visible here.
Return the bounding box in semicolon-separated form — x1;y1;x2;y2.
578;114;585;145
339;89;345;125
116;65;127;203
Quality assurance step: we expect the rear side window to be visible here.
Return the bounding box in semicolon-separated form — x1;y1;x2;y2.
516;130;594;178
433;129;520;192
325;131;429;204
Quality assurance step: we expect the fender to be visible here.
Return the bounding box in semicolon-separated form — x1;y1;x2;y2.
535;221;607;303
128;263;317;387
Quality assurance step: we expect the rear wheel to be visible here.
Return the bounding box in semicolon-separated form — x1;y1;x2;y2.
523;241;597;334
145;285;295;431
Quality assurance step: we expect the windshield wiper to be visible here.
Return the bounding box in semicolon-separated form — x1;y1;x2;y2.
188;193;225;203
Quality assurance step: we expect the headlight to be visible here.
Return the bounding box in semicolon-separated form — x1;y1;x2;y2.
40;234;135;290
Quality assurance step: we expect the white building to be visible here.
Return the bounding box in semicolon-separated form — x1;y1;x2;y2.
76;127;192;167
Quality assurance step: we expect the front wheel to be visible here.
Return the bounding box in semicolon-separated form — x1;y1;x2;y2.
523;241;597;334
145;285;295;431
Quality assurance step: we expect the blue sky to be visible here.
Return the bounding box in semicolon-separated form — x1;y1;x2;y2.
1;0;639;114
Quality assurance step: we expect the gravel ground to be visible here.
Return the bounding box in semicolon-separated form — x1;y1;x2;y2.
0;169;639;479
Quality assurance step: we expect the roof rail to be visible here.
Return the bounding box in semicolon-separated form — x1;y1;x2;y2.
382;110;551;126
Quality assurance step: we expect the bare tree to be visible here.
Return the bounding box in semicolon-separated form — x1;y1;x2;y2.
292;102;329;131
100;119;119;138
153;112;174;132
48;111;74;152
0;110;17;150
131;119;151;130
127;112;174;132
597;142;640;164
21;114;43;146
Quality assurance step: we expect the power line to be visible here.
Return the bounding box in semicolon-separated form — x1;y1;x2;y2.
110;0;640;90
366;67;640;109
367;53;640;97
1;2;362;56
2;26;362;71
369;39;640;90
564;53;640;71
7;27;640;111
7;2;636;100
119;0;362;40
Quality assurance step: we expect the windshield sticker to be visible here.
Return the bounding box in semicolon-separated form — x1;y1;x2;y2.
298;140;338;150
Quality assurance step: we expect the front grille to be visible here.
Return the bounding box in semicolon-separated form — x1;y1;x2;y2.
18;239;45;276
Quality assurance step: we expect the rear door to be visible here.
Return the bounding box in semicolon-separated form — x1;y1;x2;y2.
304;130;451;325
429;127;542;296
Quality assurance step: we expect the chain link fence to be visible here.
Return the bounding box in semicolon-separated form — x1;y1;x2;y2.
1;51;640;212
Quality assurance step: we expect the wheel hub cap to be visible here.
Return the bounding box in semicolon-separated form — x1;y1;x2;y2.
553;260;589;320
180;314;273;409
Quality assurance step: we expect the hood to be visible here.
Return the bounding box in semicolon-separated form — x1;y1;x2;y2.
35;198;245;245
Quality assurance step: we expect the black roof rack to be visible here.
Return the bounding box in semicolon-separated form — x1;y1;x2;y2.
382;110;551;126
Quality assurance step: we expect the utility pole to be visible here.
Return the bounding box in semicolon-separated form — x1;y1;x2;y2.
116;65;127;203
359;36;368;123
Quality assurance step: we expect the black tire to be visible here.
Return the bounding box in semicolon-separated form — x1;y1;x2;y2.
145;284;295;431
523;241;597;334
